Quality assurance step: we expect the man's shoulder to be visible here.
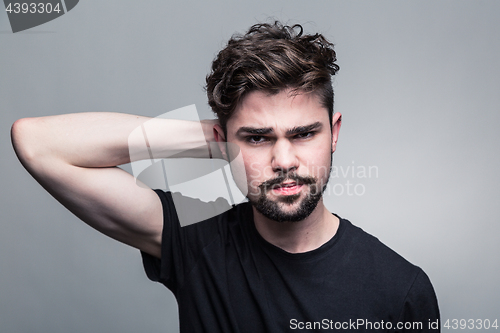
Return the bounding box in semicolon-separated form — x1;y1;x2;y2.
335;217;439;317
340;217;424;279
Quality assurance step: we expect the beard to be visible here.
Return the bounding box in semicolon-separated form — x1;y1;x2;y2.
248;158;332;223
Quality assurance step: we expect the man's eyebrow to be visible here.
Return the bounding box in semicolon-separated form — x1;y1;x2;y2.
236;127;274;136
286;122;322;135
236;122;323;136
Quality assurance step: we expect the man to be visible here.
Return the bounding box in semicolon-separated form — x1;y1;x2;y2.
12;22;439;332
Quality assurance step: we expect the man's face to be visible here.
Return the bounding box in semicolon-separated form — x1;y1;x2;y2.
222;89;340;222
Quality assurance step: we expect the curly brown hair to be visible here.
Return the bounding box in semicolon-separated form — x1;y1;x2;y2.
206;21;339;136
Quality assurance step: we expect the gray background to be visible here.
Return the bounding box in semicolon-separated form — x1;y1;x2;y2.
1;0;499;332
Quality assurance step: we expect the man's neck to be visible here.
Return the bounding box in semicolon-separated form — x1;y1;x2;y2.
252;200;340;254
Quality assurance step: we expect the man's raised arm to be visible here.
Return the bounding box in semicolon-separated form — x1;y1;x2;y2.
11;112;216;258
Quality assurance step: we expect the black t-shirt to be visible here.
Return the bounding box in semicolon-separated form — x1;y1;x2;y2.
142;190;440;332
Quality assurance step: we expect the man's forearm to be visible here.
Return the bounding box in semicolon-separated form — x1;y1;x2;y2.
11;112;214;172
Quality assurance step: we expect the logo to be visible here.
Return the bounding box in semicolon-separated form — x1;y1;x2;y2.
128;105;248;227
3;0;79;33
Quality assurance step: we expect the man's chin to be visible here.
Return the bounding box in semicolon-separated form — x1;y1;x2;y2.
250;192;322;223
272;193;302;204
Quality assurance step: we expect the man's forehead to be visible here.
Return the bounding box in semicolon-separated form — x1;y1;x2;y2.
237;89;321;111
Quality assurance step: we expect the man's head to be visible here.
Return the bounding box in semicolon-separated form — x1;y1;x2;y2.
206;21;339;136
206;22;341;223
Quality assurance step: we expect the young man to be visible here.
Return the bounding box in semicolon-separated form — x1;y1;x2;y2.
12;22;439;332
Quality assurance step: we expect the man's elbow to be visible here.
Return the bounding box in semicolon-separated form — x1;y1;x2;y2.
11;117;40;167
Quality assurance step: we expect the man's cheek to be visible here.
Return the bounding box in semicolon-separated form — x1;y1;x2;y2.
317;162;331;179
246;161;264;182
248;180;263;196
225;143;248;196
307;157;330;176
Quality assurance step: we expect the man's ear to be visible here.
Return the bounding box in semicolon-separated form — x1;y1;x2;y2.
213;123;229;161
331;112;342;153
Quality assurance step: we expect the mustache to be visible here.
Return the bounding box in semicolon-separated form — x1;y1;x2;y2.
258;173;316;192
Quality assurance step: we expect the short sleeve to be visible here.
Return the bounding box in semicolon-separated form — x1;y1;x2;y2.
397;269;440;332
141;190;177;289
140;190;231;292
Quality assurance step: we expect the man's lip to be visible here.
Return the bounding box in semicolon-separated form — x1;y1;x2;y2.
272;181;301;189
271;183;303;196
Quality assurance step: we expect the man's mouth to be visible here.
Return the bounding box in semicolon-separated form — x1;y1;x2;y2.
259;174;316;197
271;181;303;196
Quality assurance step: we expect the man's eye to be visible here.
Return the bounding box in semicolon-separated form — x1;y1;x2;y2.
247;136;266;144
295;132;314;139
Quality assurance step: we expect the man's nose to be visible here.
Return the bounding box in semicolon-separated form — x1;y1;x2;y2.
271;139;298;175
